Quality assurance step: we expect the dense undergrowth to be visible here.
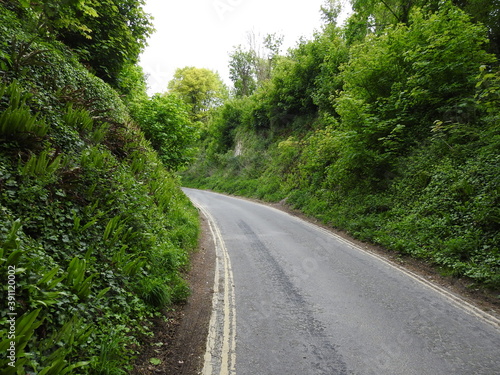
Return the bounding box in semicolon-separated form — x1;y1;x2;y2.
183;3;500;290
0;4;199;374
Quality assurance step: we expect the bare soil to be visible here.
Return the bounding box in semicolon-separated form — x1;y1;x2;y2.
133;193;499;375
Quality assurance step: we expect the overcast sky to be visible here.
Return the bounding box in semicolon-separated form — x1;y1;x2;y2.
139;0;351;95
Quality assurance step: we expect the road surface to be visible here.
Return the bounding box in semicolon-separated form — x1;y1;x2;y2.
183;188;500;375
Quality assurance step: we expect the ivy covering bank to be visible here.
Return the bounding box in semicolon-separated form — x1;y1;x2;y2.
0;3;199;374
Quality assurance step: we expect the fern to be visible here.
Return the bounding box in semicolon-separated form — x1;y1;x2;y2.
65;257;96;300
21;150;62;178
0;106;47;137
63;105;94;132
0;81;48;139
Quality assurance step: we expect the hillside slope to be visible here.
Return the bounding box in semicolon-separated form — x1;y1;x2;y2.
0;5;198;374
183;4;500;290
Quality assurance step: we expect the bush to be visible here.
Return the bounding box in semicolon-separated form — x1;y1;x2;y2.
131;93;199;170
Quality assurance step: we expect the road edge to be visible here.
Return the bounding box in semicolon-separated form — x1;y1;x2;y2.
191;199;237;375
190;188;500;331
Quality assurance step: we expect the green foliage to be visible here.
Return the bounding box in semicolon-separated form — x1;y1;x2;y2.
475;66;500;121
0;81;48;140
0;4;200;374
333;5;495;185
229;46;258;97
4;35;49;77
168;66;228;122
115;63;149;105
20;149;63;182
66;0;152;87
344;0;500;56
224;27;348;132
91;331;128;375
11;0;154;87
13;0;99;37
132;93;200;170
452;0;500;56
206;97;257;153
185;1;500;289
137;278;172;308
228;33;283;97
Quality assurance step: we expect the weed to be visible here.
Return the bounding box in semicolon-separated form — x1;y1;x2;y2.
137;278;172;308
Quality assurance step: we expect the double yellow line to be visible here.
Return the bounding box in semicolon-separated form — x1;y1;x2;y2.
193;201;237;375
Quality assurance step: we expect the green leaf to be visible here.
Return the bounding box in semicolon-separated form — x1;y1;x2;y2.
149;358;161;365
6;249;23;266
96;287;111;300
60;361;91;375
37;267;61;285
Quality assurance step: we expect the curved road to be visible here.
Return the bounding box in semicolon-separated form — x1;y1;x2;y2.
183;188;500;375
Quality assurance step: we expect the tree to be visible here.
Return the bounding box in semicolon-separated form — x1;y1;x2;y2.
10;0;99;37
257;32;284;82
11;0;153;88
261;29;348;126
168;66;227;122
116;63;149;105
58;0;154;87
229;46;257;97
320;0;343;25
452;0;500;56
344;0;441;41
132;93;199;170
344;0;500;56
245;31;284;85
228;32;284;97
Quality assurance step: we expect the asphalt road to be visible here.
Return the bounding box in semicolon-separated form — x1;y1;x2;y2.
183;188;500;375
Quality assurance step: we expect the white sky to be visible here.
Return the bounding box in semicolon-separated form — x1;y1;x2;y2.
139;0;351;95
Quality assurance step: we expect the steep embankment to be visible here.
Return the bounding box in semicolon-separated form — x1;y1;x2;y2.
0;6;198;374
184;5;500;290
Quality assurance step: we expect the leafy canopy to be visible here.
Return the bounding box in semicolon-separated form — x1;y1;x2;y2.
168;66;228;122
228;32;284;97
11;0;154;87
59;0;154;86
